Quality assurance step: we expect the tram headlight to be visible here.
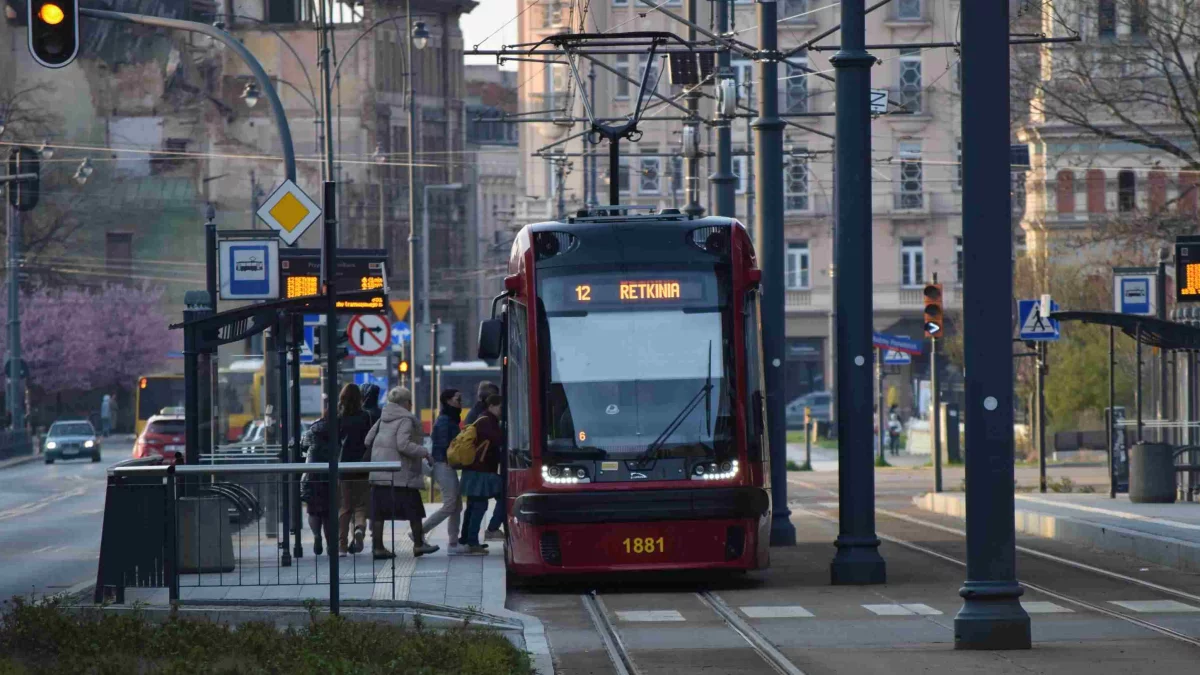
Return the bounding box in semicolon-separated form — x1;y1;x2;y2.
690;460;739;481
542;465;591;485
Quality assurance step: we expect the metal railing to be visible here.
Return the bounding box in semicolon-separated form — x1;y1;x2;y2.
95;461;414;610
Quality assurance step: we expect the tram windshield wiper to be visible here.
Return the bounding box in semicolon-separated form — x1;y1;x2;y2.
636;341;713;467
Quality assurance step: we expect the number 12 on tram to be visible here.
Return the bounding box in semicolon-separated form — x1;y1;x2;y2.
477;211;772;579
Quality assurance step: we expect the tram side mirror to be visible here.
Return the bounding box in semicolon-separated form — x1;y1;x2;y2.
478;319;504;360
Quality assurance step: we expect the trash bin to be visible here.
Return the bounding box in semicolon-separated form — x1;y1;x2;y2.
177;496;236;573
1129;442;1176;504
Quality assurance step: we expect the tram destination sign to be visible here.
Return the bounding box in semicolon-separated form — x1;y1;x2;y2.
1177;235;1200;303
565;278;706;307
279;248;387;313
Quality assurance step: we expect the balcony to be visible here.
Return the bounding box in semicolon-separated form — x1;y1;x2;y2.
893;190;926;212
784;285;962;313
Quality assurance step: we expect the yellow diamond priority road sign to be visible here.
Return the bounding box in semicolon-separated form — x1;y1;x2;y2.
256;179;321;245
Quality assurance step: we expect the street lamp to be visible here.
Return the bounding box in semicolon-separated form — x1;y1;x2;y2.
412;21;430;51
241;81;261;109
73;157;94;185
373;144;387;248
38;140;53;160
372;144;386;165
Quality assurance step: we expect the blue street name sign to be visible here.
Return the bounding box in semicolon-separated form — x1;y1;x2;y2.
1017;299;1060;341
872;332;922;355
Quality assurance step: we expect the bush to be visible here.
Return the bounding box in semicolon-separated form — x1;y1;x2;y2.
0;597;534;675
785;460;811;472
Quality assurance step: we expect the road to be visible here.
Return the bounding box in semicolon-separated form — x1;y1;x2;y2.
0;440;127;602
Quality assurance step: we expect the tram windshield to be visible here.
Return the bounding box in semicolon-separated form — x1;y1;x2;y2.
538;267;736;463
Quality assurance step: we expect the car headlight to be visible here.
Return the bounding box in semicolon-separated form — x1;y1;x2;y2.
84;440;95;448
45;441;57;450
690;459;739;480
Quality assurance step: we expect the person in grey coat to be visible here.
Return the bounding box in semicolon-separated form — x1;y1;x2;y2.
366;386;438;558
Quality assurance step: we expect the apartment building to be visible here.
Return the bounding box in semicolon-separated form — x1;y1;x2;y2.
516;0;965;410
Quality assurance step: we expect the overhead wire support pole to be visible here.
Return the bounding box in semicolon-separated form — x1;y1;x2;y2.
317;0;341;616
406;0;421;409
682;0;704;217
710;0;735;218
753;0;794;548
955;0;1031;649
829;0;885;585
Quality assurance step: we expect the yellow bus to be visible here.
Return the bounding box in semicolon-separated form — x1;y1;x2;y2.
135;374;186;436
219;358;324;441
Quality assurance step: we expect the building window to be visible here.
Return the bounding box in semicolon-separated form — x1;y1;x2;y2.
955;237;963;282
731;59;753;88
1098;0;1116;38
613;0;628;6
955;138;962;189
617;157;631;195
733;155;748;194
898;141;923;209
1012;171;1027;218
785;58;809;114
1118;169;1136;212
785;153;809;211
638;54;659;95
615;55;630;98
669;156;683;196
1086;169;1106;213
901;239;924;288
898;48;922;113
1056;170;1075;216
106;231;133;275
1131;0;1149;37
780;0;808;20
786;242;811;290
896;0;921;20
639;153;662;195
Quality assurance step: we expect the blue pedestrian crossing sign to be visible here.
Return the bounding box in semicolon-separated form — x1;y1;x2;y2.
391;321;410;348
1018;299;1060;341
300;325;316;363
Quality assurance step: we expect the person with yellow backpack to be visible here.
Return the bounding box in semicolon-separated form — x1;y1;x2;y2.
420;389;464;555
450;394;503;555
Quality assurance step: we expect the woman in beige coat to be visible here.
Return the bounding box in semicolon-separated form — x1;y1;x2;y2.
366;386;439;558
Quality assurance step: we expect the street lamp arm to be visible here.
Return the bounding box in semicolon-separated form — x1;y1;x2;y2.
224;14;319;111
79;7;297;182
271;77;317;112
331;14;413;85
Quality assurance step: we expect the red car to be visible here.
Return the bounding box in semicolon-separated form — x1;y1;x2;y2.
132;409;186;464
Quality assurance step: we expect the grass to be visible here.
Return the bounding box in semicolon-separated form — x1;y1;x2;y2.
785;459;812;472
0;597;534;675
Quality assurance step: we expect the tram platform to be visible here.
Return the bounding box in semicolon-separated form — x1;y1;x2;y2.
916;490;1200;573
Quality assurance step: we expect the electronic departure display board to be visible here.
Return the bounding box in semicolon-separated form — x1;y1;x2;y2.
1177;236;1200;303
279;248;387;312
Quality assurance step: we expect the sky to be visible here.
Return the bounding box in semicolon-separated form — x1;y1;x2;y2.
461;0;520;68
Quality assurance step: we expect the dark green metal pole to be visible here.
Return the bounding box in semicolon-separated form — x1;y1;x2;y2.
710;0;735;217
829;0;884;584
754;0;795;547
954;0;1030;649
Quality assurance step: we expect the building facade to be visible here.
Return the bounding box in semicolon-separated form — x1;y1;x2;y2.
515;0;965;412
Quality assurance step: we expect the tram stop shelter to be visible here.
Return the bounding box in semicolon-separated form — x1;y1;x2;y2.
1049;311;1200;503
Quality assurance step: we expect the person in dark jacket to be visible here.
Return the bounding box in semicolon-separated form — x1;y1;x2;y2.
337;384;374;556
301;406;332;555
459;395;504;554
466;381;506;539
362;383;383;427
464;381;499;425
420;389;464;554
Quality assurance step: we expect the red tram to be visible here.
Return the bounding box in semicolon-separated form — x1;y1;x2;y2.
477;208;772;578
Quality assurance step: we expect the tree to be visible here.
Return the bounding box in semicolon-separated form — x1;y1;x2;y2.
1016;0;1200;249
0;285;179;405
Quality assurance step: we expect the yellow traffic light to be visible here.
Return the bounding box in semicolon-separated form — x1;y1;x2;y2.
923;283;944;338
38;3;64;24
398;361;409;374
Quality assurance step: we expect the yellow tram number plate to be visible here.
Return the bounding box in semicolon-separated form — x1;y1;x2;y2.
622;537;666;554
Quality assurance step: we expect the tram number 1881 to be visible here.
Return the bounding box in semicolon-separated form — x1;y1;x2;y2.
622;537;666;554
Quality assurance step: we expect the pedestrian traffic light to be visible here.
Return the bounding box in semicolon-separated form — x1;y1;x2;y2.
398;360;409;375
26;0;77;68
923;282;944;338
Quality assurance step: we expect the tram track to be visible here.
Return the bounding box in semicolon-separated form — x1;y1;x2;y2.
794;503;1200;650
581;588;809;675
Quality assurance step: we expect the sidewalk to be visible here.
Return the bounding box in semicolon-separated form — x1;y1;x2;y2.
916;490;1200;573
92;500;552;674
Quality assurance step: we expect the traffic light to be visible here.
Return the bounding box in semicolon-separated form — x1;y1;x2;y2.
7;147;39;212
398;360;409;375
314;330;351;360
27;0;78;68
923;282;944;338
